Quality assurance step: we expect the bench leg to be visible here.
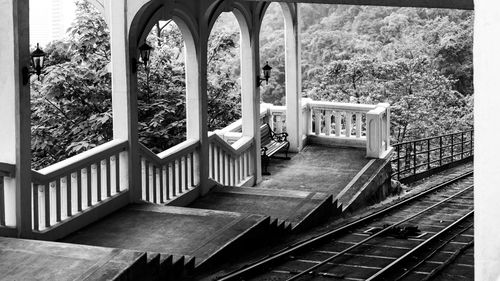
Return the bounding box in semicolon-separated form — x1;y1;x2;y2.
262;155;271;176
284;143;291;160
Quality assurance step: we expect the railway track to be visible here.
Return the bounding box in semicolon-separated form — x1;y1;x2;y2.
215;170;474;281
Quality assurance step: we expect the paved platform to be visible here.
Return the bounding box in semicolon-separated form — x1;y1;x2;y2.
61;204;267;267
258;145;371;195
0;145;390;279
0;237;145;281
190;145;389;230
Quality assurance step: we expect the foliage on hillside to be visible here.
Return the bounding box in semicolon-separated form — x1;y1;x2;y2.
261;4;473;142
30;1;473;169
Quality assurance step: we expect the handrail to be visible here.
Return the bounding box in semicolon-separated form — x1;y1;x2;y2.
138;139;201;204
217;104;271;135
208;132;254;157
208;132;255;187
30;139;130;233
308;100;377;112
32;139;128;183
0;163;15;177
391;129;474;182
140;138;199;164
394;129;474;146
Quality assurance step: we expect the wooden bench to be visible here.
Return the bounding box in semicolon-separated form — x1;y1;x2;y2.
260;124;290;175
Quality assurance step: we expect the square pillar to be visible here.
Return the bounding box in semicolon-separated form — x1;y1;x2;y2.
192;28;210;195
284;3;302;152
107;0;138;201
0;0;32;237
241;15;262;184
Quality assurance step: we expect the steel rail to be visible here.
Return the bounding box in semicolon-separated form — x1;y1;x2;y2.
285;185;473;281
422;240;474;281
393;220;474;281
215;170;473;281
367;210;474;281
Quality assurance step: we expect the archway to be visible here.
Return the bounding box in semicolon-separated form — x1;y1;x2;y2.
206;12;242;131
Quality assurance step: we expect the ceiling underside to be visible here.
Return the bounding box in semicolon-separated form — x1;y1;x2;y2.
244;0;473;10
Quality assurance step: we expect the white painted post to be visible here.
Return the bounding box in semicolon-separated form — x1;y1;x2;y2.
345;112;352;137
300;98;311;147
324;110;332;136
283;3;302;152
377;103;391;149
314;109;322;135
335;112;341;137
356;112;362;138
239;11;261;184
0;0;32;237
183;20;207;194
107;0;136;201
276;114;283;134
366;106;385;158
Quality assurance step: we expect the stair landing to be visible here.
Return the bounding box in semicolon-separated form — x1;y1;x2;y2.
0;237;146;281
61;204;267;267
258;145;371;194
189;186;332;229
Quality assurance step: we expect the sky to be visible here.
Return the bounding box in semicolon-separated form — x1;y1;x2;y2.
30;0;77;46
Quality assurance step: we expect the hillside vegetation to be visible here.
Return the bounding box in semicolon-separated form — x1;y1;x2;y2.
30;1;473;169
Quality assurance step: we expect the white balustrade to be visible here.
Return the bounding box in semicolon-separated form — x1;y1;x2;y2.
208;133;254;186
303;100;391;157
31;139;128;231
307;101;375;139
215;99;391;159
0;163;15;229
138;139;200;204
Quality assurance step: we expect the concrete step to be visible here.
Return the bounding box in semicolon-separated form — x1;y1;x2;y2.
189;186;334;231
61;203;268;275
0;237;147;281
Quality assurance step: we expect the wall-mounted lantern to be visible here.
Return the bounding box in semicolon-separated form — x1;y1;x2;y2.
257;61;272;87
31;43;46;79
23;43;46;84
139;42;153;68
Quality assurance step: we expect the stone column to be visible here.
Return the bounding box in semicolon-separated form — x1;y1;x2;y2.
194;25;210;195
284;3;302;152
240;11;262;184
107;0;139;201
0;0;32;237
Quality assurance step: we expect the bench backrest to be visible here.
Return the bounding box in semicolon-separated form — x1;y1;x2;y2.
260;124;272;146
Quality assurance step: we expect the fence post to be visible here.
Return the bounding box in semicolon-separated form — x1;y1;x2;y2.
427;139;431;171
397;145;401;180
451;134;454;162
439;136;443;166
413;142;417;175
461;132;465;159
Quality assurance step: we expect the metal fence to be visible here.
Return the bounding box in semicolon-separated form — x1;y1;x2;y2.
391;130;474;182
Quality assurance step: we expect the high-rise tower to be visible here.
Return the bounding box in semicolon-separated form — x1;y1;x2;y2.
30;0;76;46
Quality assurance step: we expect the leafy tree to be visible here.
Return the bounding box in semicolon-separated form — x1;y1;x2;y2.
31;2;474;169
136;21;187;153
31;0;112;169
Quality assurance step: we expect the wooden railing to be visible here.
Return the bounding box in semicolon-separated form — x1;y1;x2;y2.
0;163;15;228
391;130;474;182
138;139;200;204
31;139;128;231
208;133;255;186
